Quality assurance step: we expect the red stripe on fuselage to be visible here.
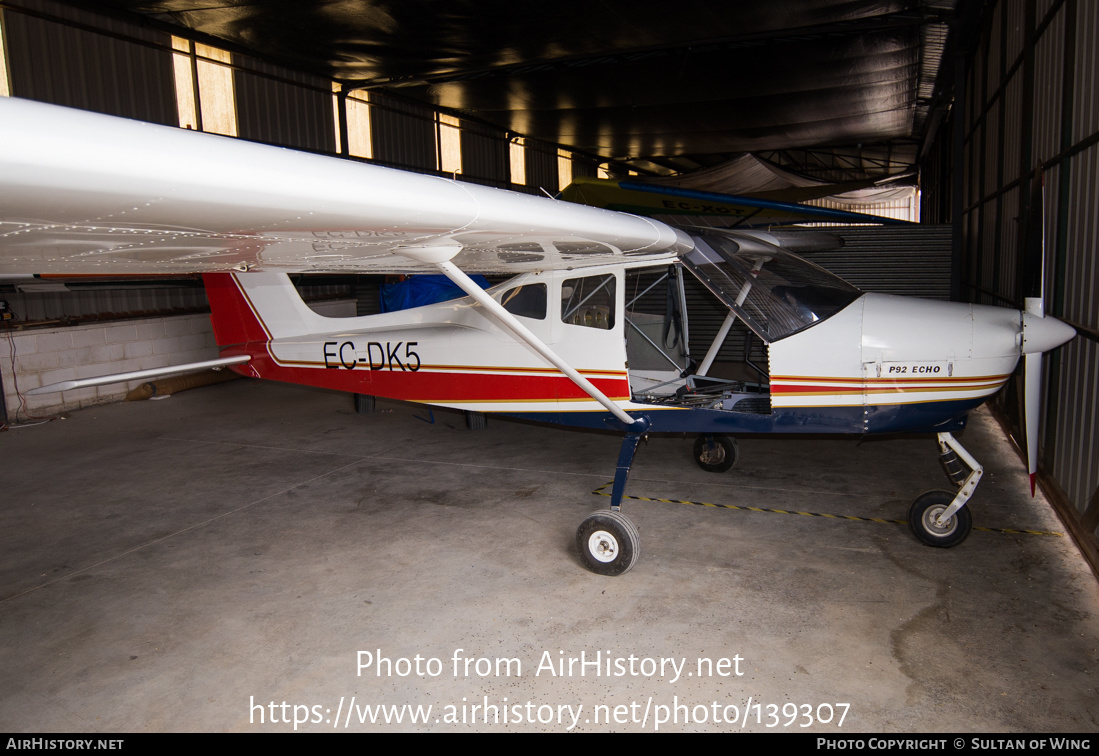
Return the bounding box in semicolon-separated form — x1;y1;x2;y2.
233;345;629;403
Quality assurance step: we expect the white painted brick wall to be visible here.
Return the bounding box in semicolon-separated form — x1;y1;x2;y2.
1;313;217;423
1;299;357;424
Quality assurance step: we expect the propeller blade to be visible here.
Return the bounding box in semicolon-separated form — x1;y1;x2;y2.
1021;165;1045;311
1024;351;1042;496
1018;313;1074;496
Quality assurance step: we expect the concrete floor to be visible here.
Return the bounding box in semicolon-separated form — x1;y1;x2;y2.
1;378;1097;733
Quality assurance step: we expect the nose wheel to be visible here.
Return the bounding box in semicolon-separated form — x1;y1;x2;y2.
906;432;982;548
908;490;973;547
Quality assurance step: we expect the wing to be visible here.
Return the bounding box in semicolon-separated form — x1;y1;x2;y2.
0;98;692;276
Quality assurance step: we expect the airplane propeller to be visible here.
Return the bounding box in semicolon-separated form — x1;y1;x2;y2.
1018;167;1076;495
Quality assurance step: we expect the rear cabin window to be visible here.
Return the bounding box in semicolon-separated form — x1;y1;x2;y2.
561;274;615;330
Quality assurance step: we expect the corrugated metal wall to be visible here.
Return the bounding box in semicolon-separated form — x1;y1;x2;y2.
234;59;335;153
6;284;207;323
924;0;1099;562
572;156;598;181
459;119;510;186
799;226;953;299
368;91;440;172
525;145;560;196
3;0;176;125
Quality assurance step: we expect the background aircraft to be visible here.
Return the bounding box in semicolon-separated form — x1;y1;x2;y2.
560;175;913;228
0;98;1076;575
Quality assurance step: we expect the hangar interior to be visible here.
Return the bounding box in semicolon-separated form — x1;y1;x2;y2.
1;0;1098;732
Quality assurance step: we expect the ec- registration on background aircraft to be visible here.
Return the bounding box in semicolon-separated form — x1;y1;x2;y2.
0;97;1077;575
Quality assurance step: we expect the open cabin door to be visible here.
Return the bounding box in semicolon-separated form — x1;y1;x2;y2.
625;230;863;416
623;258;772;414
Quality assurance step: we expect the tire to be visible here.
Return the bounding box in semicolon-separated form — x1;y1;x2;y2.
465;411;487;431
908;490;972;548
576;511;640;576
693;434;738;473
354;393;375;414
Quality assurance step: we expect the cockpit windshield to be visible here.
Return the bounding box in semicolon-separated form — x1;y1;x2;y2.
682;229;861;343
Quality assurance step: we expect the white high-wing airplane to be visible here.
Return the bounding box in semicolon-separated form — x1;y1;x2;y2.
0;98;1077;575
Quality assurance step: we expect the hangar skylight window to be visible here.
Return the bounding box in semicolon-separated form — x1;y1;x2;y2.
332;84;373;159
557;148;573;192
171;37;237;137
438;113;461;175
510;137;526;186
344;88;373;159
0;10;10;97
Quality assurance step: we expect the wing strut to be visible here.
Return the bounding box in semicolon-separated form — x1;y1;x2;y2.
695;257;764;377
27;355;250;395
433;259;641;428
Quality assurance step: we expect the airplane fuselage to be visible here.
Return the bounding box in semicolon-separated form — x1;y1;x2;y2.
206;263;1036;438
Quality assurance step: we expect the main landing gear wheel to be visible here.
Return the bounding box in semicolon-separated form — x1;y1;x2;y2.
465;410;487;431
576;511;640;576
354;393;375;414
908;490;972;548
693;434;738;473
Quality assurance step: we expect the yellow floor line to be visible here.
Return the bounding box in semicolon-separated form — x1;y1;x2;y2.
590;483;1062;537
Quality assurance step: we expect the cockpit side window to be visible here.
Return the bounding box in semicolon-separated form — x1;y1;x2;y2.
499;283;547;320
561;274;616;330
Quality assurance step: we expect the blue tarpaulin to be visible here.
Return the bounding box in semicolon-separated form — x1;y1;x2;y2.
379;274;491;313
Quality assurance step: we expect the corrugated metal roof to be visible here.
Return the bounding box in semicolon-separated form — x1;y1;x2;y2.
73;0;959;182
